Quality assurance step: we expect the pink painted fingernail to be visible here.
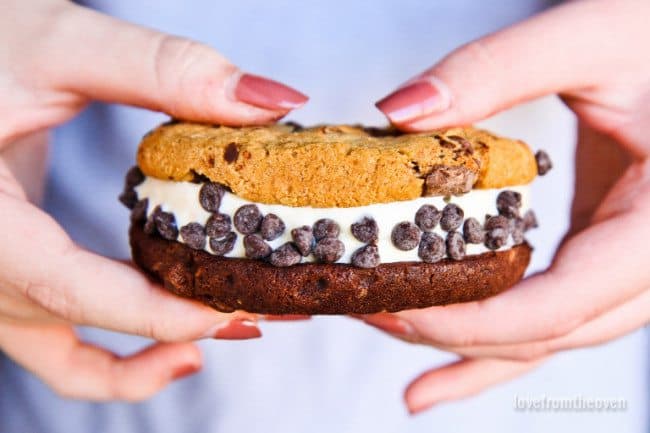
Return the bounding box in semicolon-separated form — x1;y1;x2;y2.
210;319;262;340
171;362;201;380
375;77;450;123
362;313;416;338
235;73;308;111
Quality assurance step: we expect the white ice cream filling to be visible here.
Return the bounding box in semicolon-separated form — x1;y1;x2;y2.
135;177;531;264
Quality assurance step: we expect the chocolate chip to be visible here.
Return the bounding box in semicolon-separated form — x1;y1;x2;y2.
180;222;206;250
523;209;538;231
234;204;263;234
485;228;508;250
496;190;522;218
447;135;474;154
199;182;225;212
440;204;464;231
291;226;315;256
152;206;178;240
351;217;378;243
351;245;380;268
510;218;526;245
415;204;441;231
209;232;237;256
391;222;421;251
144;215;157;235
269;243;302;267
224;142;239;163
124;166;145;189
485;215;509;232
119;190;138;209
205;213;232;238
535;150;553;175
446;231;466;260
423;166;477;196
119;166;143;209
463;217;485;244
243;234;272;259
313;218;340;240
190;171;211;184
313;237;345;263
130;199;149;223
418;232;446;263
260;214;285;241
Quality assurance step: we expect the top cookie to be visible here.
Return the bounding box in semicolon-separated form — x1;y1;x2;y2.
137;122;537;207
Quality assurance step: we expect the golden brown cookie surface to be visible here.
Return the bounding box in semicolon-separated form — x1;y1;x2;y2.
137;122;537;207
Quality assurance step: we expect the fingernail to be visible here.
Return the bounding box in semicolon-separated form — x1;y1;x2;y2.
407;402;434;416
362;313;416;338
210;319;262;340
234;73;308;111
170;362;201;380
375;77;450;123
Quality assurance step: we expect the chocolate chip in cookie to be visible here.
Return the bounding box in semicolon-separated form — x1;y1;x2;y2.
440;203;464;231
234;204;263;234
351;245;380;268
418;232;445;263
180;222;206;250
485;215;509;232
351;217;379;243
313;218;340;241
415;204;441;231
313;237;345;263
260;214;285;241
485;228;508;250
199;182;225;212
269;242;302;267
119;190;138;209
391;222;421;251
463;217;485;244
535;150;553;175
291;226;315;256
496;190;522;218
446;231;466;260
124;166;145;189
243;234;272;259
152;206;178;241
209;232;237;256
206;213;232;239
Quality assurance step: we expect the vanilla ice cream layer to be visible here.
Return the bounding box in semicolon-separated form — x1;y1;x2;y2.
135;177;530;263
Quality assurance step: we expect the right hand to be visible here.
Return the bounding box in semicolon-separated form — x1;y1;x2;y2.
0;0;307;401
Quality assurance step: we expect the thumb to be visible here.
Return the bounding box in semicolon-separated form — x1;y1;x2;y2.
375;0;642;130
40;2;307;125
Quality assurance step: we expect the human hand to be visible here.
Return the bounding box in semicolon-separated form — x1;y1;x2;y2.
370;0;650;413
0;0;307;400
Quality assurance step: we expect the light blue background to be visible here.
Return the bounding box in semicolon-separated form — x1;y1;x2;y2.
0;1;647;432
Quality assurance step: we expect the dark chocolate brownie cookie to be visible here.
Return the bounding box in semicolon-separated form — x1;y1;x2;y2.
130;223;532;315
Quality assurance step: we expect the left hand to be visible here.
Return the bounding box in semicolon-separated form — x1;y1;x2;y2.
368;0;650;414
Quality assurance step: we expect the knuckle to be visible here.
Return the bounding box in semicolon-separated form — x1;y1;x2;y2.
23;281;76;321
